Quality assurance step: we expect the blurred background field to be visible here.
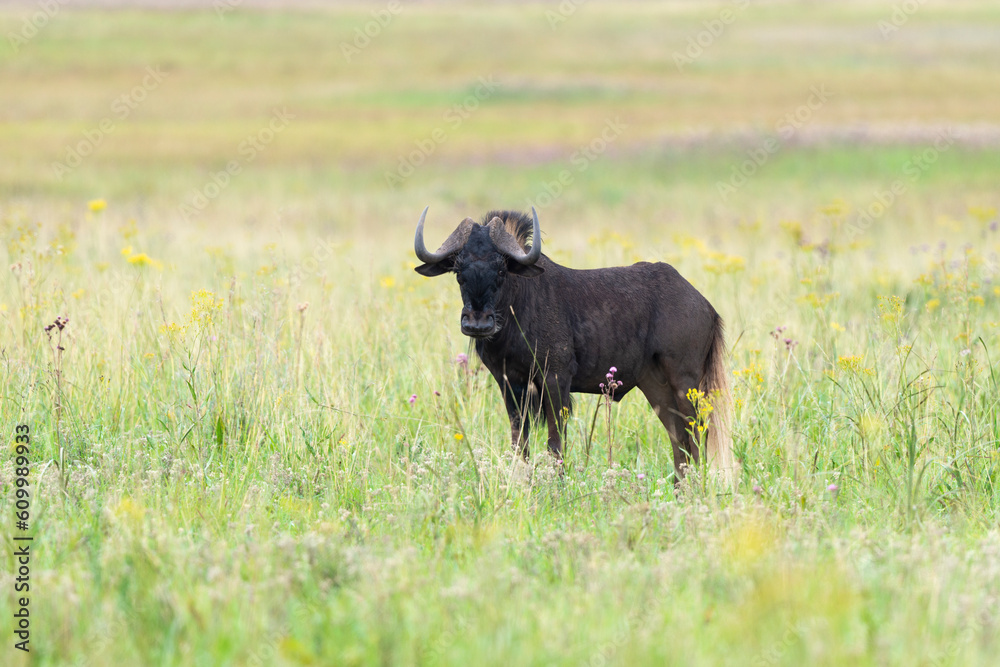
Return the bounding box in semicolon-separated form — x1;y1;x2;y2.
2;1;1000;665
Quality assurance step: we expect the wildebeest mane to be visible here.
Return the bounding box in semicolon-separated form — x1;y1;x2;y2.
482;210;536;251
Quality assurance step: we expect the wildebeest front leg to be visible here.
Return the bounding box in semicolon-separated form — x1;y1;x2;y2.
503;383;532;458
540;375;571;459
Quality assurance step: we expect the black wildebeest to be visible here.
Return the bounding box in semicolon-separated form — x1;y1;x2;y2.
414;207;735;480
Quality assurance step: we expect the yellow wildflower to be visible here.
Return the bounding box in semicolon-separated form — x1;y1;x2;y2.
704;252;746;275
779;220;803;245
819;199;849;216
189;289;224;326
126;252;163;269
837;355;875;376
968;205;997;223
877;295;904;324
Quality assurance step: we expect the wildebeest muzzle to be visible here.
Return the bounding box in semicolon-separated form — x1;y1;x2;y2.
460;307;497;337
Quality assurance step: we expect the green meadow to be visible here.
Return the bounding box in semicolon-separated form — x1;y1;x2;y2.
2;2;1000;665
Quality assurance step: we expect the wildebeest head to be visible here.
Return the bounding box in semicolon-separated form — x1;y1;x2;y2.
414;207;544;338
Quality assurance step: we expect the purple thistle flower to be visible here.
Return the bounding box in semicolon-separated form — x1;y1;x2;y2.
609;366;617;374
408;394;417;405
599;382;605;389
827;483;839;493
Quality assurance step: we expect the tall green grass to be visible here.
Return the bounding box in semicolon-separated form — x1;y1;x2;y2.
3;173;1000;664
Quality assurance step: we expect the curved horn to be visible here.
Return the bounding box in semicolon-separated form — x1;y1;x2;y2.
487;207;542;265
414;207;475;264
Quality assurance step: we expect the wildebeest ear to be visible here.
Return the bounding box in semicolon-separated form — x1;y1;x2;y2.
508;262;544;277
414;261;453;277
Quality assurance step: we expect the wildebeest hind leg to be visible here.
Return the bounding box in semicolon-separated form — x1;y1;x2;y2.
639;380;696;480
670;376;703;470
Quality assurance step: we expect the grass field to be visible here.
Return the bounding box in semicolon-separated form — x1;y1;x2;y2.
2;1;1000;665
